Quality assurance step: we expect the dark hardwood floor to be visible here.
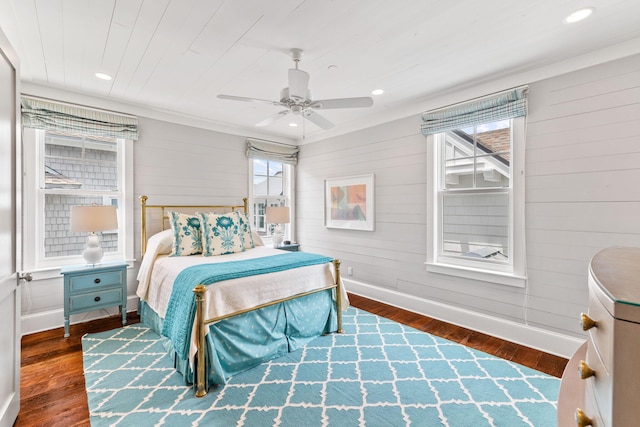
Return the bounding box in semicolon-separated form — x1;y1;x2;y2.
15;294;568;427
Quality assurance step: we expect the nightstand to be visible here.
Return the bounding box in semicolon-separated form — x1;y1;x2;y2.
60;261;128;337
277;243;299;252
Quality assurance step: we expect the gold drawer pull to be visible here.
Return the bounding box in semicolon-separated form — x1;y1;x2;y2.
579;360;596;379
575;408;593;426
580;313;596;331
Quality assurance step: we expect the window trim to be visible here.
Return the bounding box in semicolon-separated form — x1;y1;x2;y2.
23;128;134;271
426;118;526;288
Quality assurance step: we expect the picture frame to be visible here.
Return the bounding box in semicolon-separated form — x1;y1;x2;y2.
324;174;375;231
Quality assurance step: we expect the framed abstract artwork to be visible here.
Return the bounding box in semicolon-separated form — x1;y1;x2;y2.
324;174;375;231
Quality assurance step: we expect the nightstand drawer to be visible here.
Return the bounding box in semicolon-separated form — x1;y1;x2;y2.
68;270;125;293
69;287;124;312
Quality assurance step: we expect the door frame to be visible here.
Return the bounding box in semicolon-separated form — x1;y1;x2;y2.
0;25;21;427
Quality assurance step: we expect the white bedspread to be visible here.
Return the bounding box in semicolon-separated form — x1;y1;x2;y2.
136;245;348;321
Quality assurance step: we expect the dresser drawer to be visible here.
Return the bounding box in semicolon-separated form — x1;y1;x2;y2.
585;341;612;426
69;287;124;312
68;270;125;293
586;285;613;373
582;380;606;427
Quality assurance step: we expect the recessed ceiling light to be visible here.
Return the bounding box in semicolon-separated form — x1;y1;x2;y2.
564;7;595;24
371;89;384;95
95;72;112;81
289;122;298;127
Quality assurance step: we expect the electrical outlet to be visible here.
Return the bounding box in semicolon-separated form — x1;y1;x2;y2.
347;266;353;276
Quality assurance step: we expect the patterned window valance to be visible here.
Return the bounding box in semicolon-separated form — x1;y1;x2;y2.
246;138;298;165
21;96;139;141
421;87;528;136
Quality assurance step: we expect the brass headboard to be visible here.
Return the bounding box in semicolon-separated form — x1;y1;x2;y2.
139;195;248;256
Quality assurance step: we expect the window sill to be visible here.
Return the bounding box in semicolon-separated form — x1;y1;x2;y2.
425;262;526;288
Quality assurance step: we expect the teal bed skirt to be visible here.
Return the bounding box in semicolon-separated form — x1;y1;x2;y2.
139;289;337;387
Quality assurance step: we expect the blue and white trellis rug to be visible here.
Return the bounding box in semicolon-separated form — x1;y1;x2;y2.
81;307;560;427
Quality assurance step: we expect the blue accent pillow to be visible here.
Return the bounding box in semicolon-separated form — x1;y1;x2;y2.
235;211;255;250
168;212;202;256
200;213;245;256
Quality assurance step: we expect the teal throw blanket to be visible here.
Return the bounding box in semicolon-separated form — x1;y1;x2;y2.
162;252;333;360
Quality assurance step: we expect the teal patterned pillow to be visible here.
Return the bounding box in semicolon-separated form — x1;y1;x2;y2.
235;211;255;250
200;213;245;256
168;212;202;256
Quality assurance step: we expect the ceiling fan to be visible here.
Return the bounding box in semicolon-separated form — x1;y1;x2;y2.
217;48;374;130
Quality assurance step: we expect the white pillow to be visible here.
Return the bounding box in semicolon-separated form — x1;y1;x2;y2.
252;230;264;246
155;228;174;255
136;229;174;299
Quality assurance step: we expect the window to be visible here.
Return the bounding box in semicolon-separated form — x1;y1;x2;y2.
245;138;298;246
250;158;293;244
423;88;527;287
21;97;136;271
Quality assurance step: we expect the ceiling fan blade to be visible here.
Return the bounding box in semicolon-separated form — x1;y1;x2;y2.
256;110;290;127
288;69;309;101
217;94;282;106
303;110;334;129
310;97;374;109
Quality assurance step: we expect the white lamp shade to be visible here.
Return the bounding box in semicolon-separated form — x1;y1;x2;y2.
266;206;290;224
70;205;118;232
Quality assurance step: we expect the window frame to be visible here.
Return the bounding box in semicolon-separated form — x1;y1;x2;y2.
426;117;526;287
23;128;134;271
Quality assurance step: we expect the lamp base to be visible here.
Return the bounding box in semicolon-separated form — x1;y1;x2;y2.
83;233;104;265
272;224;284;248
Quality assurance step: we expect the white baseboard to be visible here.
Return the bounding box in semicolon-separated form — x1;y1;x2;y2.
21;295;139;336
344;278;585;360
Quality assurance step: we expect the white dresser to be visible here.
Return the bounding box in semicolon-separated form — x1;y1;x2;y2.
558;246;640;427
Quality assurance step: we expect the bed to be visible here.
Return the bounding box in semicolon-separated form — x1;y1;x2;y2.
136;196;346;397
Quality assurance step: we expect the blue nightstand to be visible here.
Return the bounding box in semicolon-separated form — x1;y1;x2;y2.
60;261;128;337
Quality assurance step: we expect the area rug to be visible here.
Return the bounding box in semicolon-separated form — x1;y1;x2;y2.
82;307;560;426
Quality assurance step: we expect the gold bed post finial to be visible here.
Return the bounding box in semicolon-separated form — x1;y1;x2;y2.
193;284;208;397
140;195;148;256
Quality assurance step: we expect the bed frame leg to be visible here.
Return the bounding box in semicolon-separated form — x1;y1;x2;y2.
193;284;208;397
333;259;344;333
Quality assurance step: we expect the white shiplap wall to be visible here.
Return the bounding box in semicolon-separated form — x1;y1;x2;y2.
132;117;249;260
525;54;640;334
297;54;640;357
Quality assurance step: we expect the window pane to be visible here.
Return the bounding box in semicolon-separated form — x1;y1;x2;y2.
253;159;268;176
268;176;283;196
268;161;283;177
45;133;118;191
44;194;119;258
476;155;510;188
474;120;511;157
441;192;509;260
444;130;472;161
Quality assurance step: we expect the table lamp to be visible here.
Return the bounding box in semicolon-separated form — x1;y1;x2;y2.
266;206;290;248
70;205;118;265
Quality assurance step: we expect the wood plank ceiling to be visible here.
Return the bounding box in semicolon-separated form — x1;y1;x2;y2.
0;0;639;141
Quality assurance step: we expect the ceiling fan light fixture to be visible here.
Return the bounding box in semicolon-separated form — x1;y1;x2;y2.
564;7;595;23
